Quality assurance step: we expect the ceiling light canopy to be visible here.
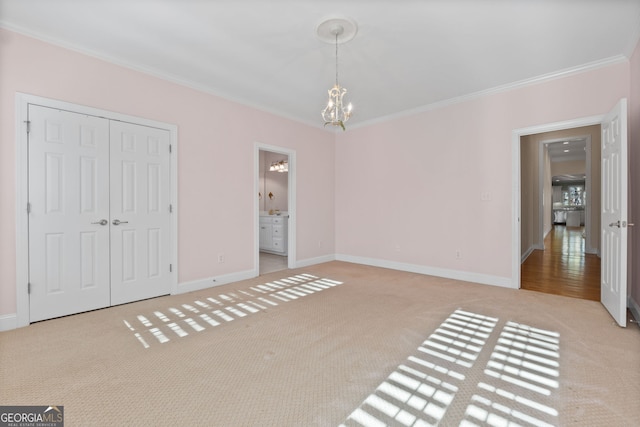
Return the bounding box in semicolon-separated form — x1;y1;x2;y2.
317;17;358;131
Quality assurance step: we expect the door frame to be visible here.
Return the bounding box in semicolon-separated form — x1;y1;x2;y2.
15;93;179;328
254;142;296;275
512;114;604;288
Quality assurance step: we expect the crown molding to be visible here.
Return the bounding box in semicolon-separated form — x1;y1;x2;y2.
350;55;629;130
1;21;631;134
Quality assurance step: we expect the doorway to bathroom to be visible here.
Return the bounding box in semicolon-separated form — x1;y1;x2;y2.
255;144;296;275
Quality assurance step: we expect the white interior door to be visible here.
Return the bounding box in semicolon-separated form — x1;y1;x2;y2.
28;105;111;322
109;121;172;305
601;99;628;327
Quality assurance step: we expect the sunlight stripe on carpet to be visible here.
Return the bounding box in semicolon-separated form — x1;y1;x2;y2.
340;309;497;427
123;274;342;348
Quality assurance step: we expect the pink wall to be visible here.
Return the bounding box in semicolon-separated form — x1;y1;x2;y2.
630;39;640;308
1;27;637;319
335;62;630;280
0;29;335;316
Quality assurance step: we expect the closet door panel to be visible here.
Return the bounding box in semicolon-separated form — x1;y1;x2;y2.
110;121;172;305
28;105;111;322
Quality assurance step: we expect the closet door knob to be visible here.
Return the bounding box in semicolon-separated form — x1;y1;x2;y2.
91;219;108;226
112;219;129;226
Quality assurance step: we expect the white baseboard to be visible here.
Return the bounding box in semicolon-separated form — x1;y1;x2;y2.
521;244;544;264
520;248;533;264
176;269;256;295
295;254;335;268
629;296;640;328
522;244;598;261
521;246;535;264
335;254;514;289
177;254;338;295
0;313;18;332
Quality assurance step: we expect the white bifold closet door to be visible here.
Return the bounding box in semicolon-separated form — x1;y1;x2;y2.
28;105;171;322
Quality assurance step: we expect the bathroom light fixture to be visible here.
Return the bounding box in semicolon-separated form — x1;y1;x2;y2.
269;160;288;172
317;18;357;130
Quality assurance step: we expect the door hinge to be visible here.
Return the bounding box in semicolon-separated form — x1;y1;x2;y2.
169;264;173;273
27;202;31;214
169;144;172;153
24;120;31;134
27;283;31;294
169;204;173;213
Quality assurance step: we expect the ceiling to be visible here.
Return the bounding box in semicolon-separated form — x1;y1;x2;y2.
1;0;639;129
547;138;587;184
547;138;587;163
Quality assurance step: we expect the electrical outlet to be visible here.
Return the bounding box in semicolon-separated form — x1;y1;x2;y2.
318;240;323;248
455;249;462;259
218;254;225;263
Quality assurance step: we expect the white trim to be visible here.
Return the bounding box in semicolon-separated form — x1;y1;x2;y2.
176;269;255;295
0;22;322;130
538;139;547;248
15;95;30;328
512;114;605;289
351;56;628;130
14;93;179;329
1;22;630;132
585;136;594;253
295;254;336;268
521;245;542;264
512;137;522;289
0;314;18;332
336;254;513;289
629;296;640;327
169;126;179;295
254;143;297;276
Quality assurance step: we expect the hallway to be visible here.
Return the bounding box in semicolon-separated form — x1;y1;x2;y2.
521;225;601;301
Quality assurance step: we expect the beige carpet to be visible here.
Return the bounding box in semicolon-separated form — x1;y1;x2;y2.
1;261;639;426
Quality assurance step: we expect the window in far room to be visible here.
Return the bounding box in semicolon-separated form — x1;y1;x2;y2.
562;185;585;206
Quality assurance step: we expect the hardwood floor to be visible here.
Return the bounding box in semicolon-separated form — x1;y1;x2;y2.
521;225;601;301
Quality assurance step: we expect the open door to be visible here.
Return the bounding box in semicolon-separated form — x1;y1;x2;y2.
601;99;629;327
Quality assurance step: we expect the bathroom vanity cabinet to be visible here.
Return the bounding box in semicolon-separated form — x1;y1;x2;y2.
259;215;288;255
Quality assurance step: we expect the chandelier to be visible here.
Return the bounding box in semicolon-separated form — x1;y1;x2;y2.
317;18;357;130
